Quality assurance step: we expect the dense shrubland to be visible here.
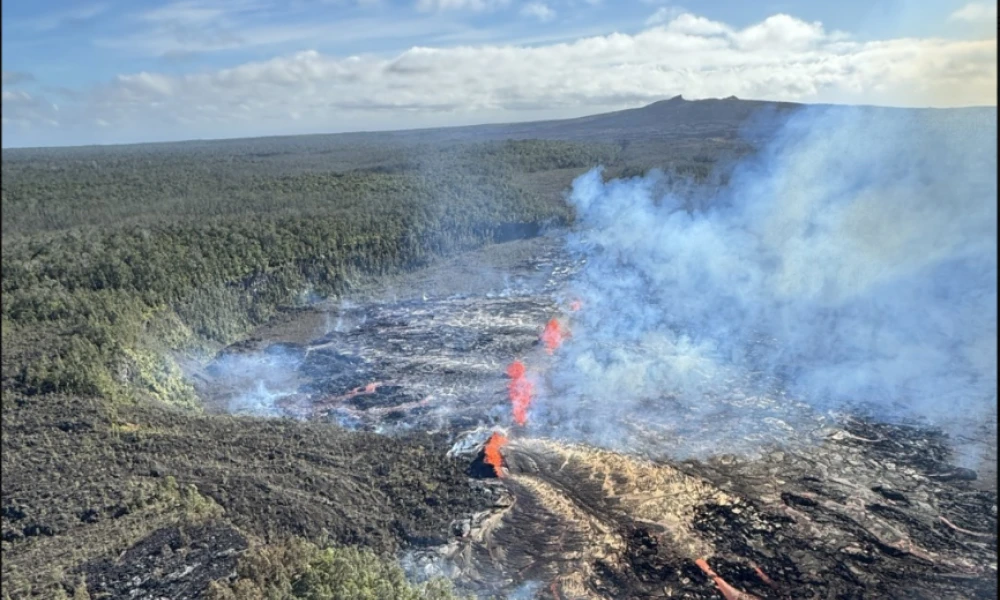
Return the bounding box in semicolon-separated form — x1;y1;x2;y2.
205;540;466;600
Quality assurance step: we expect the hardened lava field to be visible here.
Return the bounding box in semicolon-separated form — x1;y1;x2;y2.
192;235;997;599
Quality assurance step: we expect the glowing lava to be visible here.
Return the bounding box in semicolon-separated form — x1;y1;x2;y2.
696;558;761;600
506;361;526;379
506;360;534;426
337;381;382;402
483;432;508;477
541;319;567;354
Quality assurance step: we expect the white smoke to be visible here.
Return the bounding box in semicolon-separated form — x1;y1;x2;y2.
209;347;304;416
538;105;997;462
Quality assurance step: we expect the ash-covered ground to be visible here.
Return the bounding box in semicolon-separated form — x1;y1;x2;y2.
191;233;997;600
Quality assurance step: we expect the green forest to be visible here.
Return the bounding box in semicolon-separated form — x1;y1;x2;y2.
1;139;625;404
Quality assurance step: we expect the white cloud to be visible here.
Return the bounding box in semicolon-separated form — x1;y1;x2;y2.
2;11;997;145
139;1;227;25
949;2;998;21
95;15;461;58
1;88;61;130
645;6;685;27
96;0;299;57
2;71;35;86
520;2;556;22
650;12;827;50
666;13;729;36
1;90;30;102
10;3;109;32
114;72;176;96
415;0;510;11
734;14;826;50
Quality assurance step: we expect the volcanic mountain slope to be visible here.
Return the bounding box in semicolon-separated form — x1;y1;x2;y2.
422;425;996;600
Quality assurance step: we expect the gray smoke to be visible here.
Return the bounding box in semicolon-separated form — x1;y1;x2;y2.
538;105;997;462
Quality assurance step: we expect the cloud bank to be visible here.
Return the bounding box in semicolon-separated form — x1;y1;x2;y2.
2;10;997;146
949;2;998;22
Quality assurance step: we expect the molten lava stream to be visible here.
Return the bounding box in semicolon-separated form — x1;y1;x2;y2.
506;360;534;426
696;558;761;600
541;318;566;354
484;432;508;477
506;360;526;379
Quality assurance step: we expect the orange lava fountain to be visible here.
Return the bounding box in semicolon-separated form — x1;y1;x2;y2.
541;319;566;354
483;432;508;477
506;360;534;426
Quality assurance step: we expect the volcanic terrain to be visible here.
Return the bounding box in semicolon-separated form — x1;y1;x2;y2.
192;233;998;600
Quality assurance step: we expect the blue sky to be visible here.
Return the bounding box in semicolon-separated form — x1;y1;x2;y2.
2;0;996;147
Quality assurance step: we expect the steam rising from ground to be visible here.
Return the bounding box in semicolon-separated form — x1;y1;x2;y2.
541;106;997;462
209;347;304;416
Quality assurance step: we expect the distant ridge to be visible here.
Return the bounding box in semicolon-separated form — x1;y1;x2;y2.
3;96;994;153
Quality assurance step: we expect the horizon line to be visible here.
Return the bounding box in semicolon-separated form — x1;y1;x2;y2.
2;95;995;152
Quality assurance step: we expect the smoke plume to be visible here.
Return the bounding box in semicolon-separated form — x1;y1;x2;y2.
539;105;997;462
208;346;304;416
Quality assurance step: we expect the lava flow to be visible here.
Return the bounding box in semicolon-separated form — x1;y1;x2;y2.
696;558;761;600
506;360;534;426
341;381;381;400
540;318;567;354
483;432;509;477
